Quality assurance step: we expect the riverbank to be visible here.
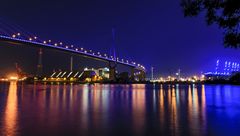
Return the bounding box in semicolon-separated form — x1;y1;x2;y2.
1;79;240;86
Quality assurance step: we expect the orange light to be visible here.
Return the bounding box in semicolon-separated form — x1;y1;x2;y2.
8;76;18;81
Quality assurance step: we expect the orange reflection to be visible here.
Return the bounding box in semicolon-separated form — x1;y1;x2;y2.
201;85;206;133
4;81;18;136
132;84;146;135
159;85;165;128
187;84;206;136
168;86;178;135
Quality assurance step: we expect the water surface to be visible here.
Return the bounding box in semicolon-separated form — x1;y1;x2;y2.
0;82;240;136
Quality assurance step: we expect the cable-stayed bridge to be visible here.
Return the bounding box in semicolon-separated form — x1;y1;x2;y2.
0;22;146;81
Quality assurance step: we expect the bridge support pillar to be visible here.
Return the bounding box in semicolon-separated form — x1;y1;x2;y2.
109;61;117;81
37;48;43;77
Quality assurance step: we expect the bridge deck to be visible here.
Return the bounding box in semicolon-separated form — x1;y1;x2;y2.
0;35;145;71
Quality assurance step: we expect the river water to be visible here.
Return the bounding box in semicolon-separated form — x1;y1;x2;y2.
0;82;240;136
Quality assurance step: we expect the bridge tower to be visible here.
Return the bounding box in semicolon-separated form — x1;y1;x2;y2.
37;48;43;76
109;28;117;81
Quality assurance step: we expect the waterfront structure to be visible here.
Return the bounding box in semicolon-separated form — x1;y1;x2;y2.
47;67;109;82
0;32;146;81
204;59;240;80
96;67;110;79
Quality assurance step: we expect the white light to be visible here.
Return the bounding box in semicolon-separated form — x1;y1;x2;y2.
34;36;37;39
29;38;32;41
17;33;21;36
12;34;16;38
43;41;47;44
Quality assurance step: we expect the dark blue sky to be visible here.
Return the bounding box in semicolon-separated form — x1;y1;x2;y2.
1;0;240;77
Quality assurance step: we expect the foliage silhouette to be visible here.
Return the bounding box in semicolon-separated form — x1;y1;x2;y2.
181;0;240;47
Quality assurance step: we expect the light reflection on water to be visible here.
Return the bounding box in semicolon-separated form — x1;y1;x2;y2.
0;82;240;136
3;81;18;136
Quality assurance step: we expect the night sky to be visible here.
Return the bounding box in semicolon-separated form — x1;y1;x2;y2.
1;0;240;77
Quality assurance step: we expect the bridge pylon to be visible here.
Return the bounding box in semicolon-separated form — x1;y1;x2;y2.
36;48;43;77
109;61;117;81
108;28;118;81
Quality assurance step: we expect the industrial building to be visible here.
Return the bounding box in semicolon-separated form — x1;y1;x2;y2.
204;60;240;80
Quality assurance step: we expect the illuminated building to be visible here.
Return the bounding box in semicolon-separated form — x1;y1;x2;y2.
96;67;110;79
47;67;109;82
204;59;240;80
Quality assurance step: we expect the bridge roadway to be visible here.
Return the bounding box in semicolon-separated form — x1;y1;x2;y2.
0;35;145;72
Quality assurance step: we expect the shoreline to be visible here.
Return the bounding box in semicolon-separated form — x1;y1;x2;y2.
1;80;240;86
